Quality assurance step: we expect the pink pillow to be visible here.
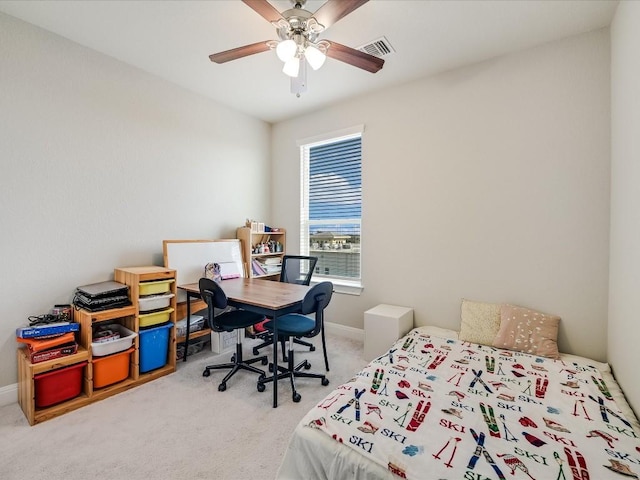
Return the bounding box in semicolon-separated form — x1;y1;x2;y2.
493;304;560;359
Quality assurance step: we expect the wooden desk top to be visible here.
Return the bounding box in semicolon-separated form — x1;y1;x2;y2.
178;278;310;310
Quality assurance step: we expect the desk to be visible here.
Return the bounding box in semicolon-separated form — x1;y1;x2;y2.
178;278;311;407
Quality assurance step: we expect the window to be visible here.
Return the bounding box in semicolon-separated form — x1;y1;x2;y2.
299;126;363;292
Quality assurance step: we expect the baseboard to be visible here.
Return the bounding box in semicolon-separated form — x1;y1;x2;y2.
0;383;18;407
325;321;364;342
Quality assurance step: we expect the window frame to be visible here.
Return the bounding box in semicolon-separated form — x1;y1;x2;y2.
298;125;365;295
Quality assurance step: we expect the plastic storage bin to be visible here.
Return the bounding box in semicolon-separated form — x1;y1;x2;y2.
34;361;87;408
139;322;173;373
139;307;174;328
92;347;134;388
176;338;208;361
175;315;204;338
91;324;137;357
138;279;174;296
138;293;174;312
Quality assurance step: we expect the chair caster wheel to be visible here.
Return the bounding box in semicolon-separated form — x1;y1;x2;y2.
257;382;266;393
253;347;259;355
310;346;316;352
268;363;274;372
304;362;311;370
321;378;330;386
218;383;227;392
230;354;236;362
202;370;210;377
293;392;301;403
261;357;268;365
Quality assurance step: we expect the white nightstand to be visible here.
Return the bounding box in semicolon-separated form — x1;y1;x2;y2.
364;304;414;361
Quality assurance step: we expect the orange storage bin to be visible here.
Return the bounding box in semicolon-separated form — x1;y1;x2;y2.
92;347;134;388
34;361;87;408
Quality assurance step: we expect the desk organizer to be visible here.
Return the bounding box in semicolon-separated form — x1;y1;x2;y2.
34;361;87;408
139;322;173;373
92;347;134;388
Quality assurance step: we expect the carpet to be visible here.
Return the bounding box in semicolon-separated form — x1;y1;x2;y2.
0;332;366;480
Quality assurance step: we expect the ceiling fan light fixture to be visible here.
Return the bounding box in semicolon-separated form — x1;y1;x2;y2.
304;43;326;70
283;56;300;77
291;58;308;97
276;39;297;62
209;0;384;95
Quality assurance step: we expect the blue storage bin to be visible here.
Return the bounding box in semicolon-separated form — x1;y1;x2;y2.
139;322;173;373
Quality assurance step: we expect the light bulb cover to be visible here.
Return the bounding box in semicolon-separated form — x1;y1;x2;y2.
283;57;300;77
276;39;297;62
304;44;326;70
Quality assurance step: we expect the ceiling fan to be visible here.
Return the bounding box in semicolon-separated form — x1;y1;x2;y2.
209;0;385;95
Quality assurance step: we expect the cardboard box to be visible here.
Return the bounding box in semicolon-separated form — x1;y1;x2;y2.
29;342;78;364
211;329;239;354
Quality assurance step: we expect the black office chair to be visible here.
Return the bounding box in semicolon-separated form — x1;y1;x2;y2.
197;278;268;392
257;281;333;403
279;255;318;285
252;255;322;364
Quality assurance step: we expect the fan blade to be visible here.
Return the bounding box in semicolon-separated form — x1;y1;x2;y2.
209;41;272;64
325;41;384;73
242;0;284;24
313;0;369;29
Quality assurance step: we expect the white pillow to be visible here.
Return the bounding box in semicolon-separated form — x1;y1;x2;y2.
458;298;502;346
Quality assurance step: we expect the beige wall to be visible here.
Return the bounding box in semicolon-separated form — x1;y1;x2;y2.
273;29;611;362
0;13;271;388
0;12;620;394
609;0;640;415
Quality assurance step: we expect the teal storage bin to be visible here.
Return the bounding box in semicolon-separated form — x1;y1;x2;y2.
139;322;173;373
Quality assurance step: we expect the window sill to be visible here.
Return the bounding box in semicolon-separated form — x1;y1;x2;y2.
311;279;363;296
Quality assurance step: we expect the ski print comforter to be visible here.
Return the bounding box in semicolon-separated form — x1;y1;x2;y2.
290;329;640;480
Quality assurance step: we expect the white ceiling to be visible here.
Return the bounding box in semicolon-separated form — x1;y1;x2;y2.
0;0;618;123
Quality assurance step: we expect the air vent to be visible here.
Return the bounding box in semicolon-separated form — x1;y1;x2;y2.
357;36;395;58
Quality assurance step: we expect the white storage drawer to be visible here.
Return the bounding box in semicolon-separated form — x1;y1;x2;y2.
91;324;137;357
138;293;174;312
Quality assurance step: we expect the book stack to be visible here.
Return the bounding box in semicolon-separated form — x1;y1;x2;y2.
16;322;80;364
263;257;282;275
251;259;267;276
251;258;282;276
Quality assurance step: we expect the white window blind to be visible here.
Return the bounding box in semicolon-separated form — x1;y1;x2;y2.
300;129;362;289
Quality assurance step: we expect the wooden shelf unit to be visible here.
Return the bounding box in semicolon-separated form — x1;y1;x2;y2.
17;346;90;426
114;266;178;372
17;266;178;426
75;305;137;399
236;226;286;280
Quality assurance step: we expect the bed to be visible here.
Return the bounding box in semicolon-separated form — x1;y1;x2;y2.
278;313;640;480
